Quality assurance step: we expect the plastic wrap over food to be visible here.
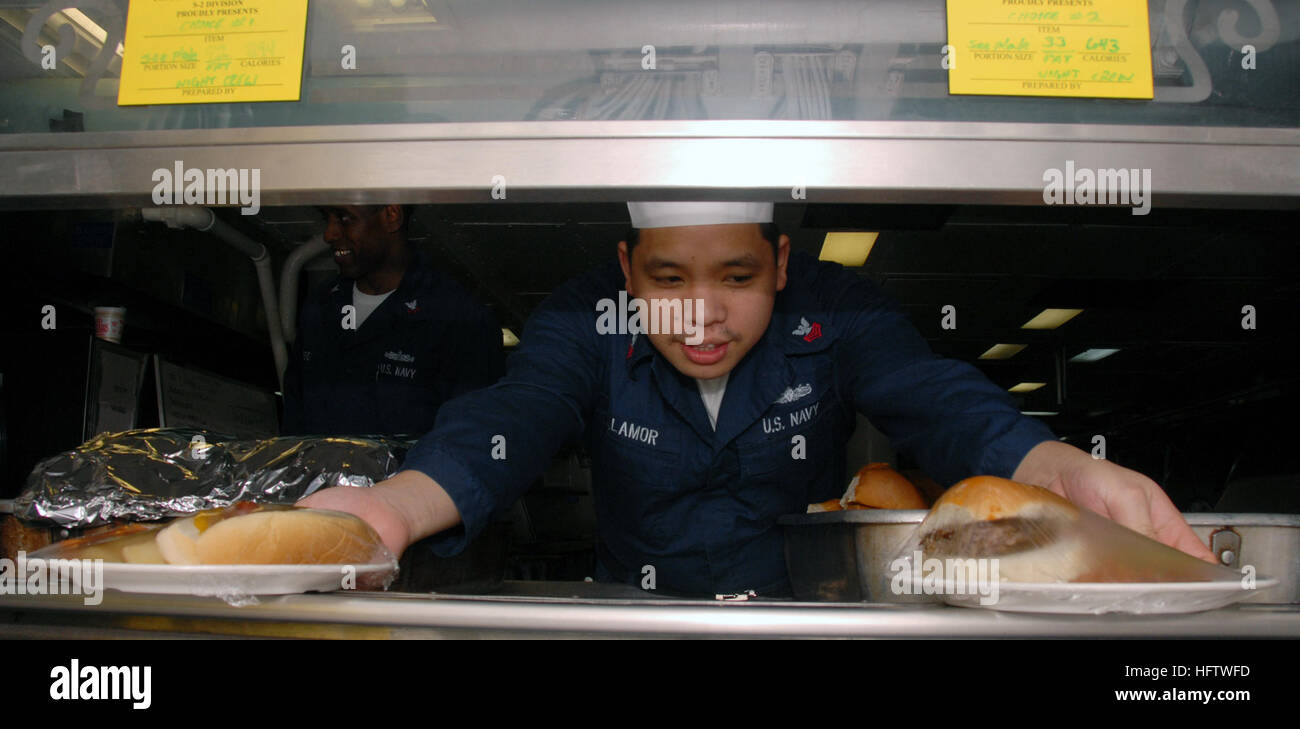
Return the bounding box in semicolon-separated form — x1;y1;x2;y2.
15;429;409;528
888;476;1265;614
29;502;399;604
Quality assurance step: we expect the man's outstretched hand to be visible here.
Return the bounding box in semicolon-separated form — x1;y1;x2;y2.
296;470;461;558
1012;440;1217;563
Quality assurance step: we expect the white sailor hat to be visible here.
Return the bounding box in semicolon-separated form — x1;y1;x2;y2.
627;202;773;229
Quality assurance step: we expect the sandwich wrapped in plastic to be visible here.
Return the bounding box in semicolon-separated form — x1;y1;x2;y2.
14;429;408;528
890;476;1255;614
30;502;400;602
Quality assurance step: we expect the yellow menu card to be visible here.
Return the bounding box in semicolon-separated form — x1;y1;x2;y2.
946;0;1154;99
118;0;309;105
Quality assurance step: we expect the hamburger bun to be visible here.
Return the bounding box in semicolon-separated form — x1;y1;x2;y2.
806;499;844;513
31;502;401;592
155;515;203;565
35;523;167;564
917;475;1086;582
840;463;928;510
927;475;1079;523
156;503;389;565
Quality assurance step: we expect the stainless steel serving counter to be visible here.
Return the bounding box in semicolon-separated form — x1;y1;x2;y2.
2;582;1299;639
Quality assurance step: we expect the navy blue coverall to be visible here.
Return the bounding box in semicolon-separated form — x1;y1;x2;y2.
282;250;506;437
404;251;1055;595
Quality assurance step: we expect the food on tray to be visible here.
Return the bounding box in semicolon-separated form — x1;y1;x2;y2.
32;502;393;567
913;476;1236;583
806;499;844;513
806;463;928;513
841;463;928;510
37;523;169;564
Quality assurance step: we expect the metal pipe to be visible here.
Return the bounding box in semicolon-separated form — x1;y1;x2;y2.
141;207;288;389
141;205;213;232
278;234;329;346
253;256;287;389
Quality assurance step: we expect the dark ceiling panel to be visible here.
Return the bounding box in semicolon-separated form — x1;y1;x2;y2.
12;200;1291;453
800;204;955;230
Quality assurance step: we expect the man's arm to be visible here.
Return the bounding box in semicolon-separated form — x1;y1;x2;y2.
300;275;603;556
833;270;1211;559
836;275;1054;486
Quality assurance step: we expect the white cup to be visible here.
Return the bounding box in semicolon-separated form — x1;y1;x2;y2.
94;306;126;343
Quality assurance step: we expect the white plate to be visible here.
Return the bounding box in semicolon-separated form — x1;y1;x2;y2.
97;562;395;598
939;578;1280;614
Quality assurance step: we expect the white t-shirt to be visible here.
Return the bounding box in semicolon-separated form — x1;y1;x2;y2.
352;283;395;327
695;372;730;430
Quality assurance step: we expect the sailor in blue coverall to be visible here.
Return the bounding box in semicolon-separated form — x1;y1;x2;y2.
299;202;1216;596
282;205;505;437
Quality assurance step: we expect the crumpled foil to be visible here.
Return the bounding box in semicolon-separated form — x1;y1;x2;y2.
14;428;410;528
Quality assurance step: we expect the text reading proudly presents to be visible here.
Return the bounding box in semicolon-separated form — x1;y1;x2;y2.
118;0;308;105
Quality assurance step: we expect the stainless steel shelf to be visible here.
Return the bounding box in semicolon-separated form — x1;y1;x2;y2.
3;584;1298;638
1;121;1297;209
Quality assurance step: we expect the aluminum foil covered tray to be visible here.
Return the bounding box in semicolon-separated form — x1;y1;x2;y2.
14;428;409;528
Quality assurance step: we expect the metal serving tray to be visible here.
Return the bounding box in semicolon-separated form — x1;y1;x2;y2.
780;511;1300;604
1185;513;1300;604
781;510;931;603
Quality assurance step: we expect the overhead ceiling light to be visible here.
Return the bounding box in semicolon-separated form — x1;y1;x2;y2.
1021;308;1083;330
356;15;442;28
818;232;879;267
502;328;519;348
1069;347;1121;363
62;9;104;42
1008;382;1046;393
979;343;1027;360
352;0;441;28
62;9;124;56
1021;411;1059;416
